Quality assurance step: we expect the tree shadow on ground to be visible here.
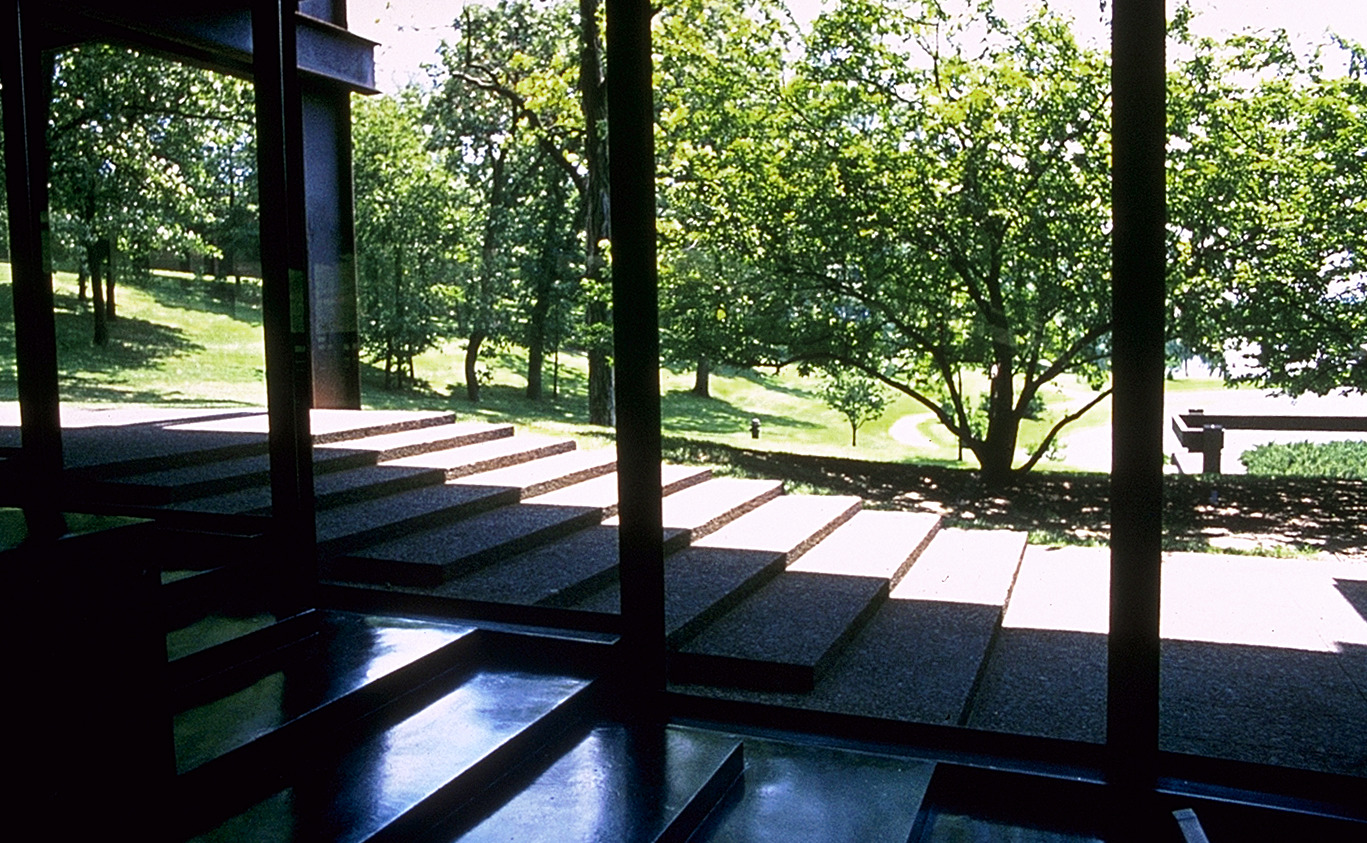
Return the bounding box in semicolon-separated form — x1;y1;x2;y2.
133;273;262;326
661;389;820;435
663;438;1367;556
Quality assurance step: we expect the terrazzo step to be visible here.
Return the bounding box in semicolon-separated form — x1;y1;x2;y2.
186;665;597;843
521;463;712;516
691;494;863;564
385;434;578;479
329;502;607;587
166;408;459;445
787;510;942;588
449;448;619;499
670;568;891;692
432;724;743;843
102;446;380;505
685;735;934;843
569;545;790;646
173;612;478;804
604;477;785;541
316;483;522;555
316;421;513;461
166;463;448;517
433;525;694;610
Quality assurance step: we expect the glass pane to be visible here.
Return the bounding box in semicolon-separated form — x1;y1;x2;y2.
1162;1;1367;777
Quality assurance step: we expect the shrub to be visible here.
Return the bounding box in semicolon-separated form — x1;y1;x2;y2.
1239;440;1367;479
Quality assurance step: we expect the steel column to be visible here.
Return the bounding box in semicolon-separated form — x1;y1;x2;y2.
1108;0;1166;832
606;0;665;701
1;1;64;538
253;0;317;610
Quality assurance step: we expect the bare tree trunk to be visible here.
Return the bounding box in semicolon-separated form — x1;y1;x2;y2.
88;241;108;347
465;332;486;402
692;354;711;398
580;0;613;426
104;235;116;321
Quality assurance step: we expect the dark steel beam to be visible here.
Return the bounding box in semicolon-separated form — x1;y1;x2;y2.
253;0;316;611
2;1;64;538
1109;0;1166;833
607;0;665;702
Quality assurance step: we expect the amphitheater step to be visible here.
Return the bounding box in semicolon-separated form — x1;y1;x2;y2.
385;434;578;479
165;408;459;445
788;510;942;588
692;494;863;564
100;445;376;504
167;463;448;517
314;420;514;461
604;477;785;541
316;482;520;555
435;724;743;843
522;463;712;516
330;502;606;587
449;447;618;499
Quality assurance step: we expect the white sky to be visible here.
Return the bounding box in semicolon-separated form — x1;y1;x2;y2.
349;0;1367;94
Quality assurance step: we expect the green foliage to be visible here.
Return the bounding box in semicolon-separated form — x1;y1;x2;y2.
352;92;462;389
1240;440;1367;479
820;368;889;446
1167;13;1367;396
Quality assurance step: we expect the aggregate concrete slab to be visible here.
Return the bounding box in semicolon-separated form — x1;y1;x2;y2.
104;444;376;503
672;571;889;692
692;494;862;564
893;527;1029;607
432;525;692;608
166;408;455;444
522;463;712;515
788;510;941;586
314;421;512;461
166;464;446;516
451;448;619;500
604;477;784;540
384;435;576;479
332;502;604;586
315;482;520;554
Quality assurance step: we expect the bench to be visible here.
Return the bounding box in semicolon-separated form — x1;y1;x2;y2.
1171;409;1367;474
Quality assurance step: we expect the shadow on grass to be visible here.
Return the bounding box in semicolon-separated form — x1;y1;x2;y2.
134;272;263;326
661;388;820;435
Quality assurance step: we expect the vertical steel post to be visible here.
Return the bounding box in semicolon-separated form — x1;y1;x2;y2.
606;0;665;701
1109;0;1166;833
253;0;317;611
1;1;64;539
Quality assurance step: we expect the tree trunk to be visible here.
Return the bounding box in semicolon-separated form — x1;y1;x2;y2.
850;421;858;448
526;333;545;400
691;355;711;398
978;352;1020;488
77;264;88;303
87;242;109;346
580;0;613;426
104;236;116;321
465;332;486;402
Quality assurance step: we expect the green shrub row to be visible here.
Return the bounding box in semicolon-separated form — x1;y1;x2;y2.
1240;440;1367;479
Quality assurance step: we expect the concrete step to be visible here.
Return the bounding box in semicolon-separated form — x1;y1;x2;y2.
186;658;596;843
450;447;618;499
669;514;949;693
788;510;941;588
523;463;712;517
316;482;521;555
315;420;513;461
692;494;863;564
604;477;784;541
439;724;743;843
166;408;458;445
102;446;379;505
330;502;606;587
385;434;577;479
434;525;693;609
166;463;447;516
665;528;1027;724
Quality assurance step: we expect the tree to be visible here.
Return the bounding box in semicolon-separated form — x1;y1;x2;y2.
48;44;254;345
694;0;1112;486
821;368;889;446
1167;13;1367;395
431;0;613;420
352;91;462;388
